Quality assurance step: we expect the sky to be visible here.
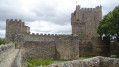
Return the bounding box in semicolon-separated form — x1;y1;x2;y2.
0;0;119;38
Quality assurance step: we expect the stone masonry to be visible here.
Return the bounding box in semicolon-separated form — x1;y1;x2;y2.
0;44;20;67
38;56;119;67
71;5;102;41
5;19;30;44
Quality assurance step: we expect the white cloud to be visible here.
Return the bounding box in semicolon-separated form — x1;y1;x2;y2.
28;21;71;34
0;0;119;38
0;30;5;38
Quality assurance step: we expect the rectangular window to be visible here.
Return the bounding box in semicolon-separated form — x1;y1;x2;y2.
86;35;88;39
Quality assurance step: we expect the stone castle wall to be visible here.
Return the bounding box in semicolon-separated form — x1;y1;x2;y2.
79;37;110;57
22;41;55;61
55;35;79;60
21;35;79;61
38;56;119;67
24;33;56;42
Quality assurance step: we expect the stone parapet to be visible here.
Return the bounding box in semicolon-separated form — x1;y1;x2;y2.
38;56;119;67
11;49;21;67
0;44;15;67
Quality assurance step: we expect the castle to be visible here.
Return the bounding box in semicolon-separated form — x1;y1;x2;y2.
5;5;110;61
71;5;102;40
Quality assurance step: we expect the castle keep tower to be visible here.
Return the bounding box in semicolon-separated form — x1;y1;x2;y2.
5;19;30;43
71;5;102;41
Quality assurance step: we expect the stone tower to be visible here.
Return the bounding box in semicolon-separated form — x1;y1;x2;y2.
71;5;102;41
5;19;30;43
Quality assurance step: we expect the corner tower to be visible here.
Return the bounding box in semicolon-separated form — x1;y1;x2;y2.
71;5;102;41
5;19;30;43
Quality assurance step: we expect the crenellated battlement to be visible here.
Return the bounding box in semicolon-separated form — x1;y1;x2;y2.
81;8;94;11
80;6;102;11
6;19;22;23
29;33;71;37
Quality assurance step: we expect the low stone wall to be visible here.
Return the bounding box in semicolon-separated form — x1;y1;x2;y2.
0;44;15;67
0;44;15;62
11;49;21;67
38;56;119;67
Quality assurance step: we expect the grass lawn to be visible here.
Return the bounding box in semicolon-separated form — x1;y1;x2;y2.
27;56;92;67
79;56;92;60
27;58;52;67
27;58;69;67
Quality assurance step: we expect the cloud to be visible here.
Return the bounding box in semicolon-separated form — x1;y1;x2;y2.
28;21;71;34
0;30;5;38
0;0;119;38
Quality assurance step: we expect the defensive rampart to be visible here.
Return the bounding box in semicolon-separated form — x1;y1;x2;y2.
0;44;21;67
38;56;119;67
21;35;79;62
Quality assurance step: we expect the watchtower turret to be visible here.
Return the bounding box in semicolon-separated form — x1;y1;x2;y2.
71;5;102;41
5;19;30;43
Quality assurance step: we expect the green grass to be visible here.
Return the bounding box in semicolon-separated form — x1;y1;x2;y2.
8;42;14;44
79;56;92;60
111;55;118;58
27;57;92;67
27;58;53;67
52;60;69;63
27;58;69;67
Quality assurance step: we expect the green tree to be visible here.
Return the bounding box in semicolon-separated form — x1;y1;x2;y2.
97;6;119;39
0;38;5;45
97;6;119;57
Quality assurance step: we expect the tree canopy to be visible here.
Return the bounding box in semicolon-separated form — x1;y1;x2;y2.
97;5;119;38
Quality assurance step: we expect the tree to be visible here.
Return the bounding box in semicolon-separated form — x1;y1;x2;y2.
97;6;119;57
0;38;5;45
97;6;119;39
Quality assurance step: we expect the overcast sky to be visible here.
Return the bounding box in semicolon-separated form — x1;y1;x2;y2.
0;0;119;38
